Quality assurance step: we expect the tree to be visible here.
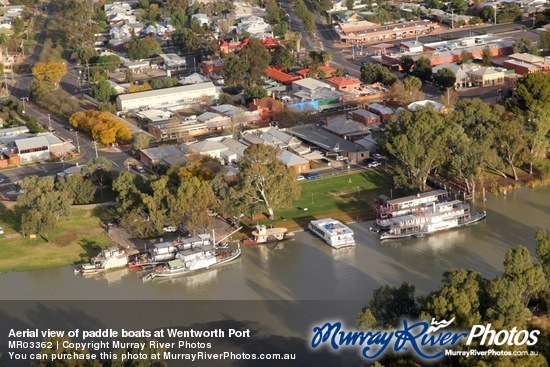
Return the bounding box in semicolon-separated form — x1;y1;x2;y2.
271;47;295;72
218;92;233;105
493;115;527;180
90;79;117;103
412;57;432;80
356;308;377;330
244;85;267;103
346;0;355;10
69;110;132;145
433;67;456;89
503;246;547;306
82;156;113;199
96;54;122;72
480;6;495;22
514;73;550;111
221;54;247;88
399;55;415;74
423;269;485;328
360;63;397;85
485;277;531;328
460;50;470;64
133;132;152;151
17;176;71;239
535;230;550;279
74;45;98;65
237;144;300;219
127;36;161;60
403;75;422;94
481;46;493;66
368;282;418;327
380;107;453;191
169;177;219;232
513;37;539;55
56;173;96;204
524;109;550;175
240;38;271;88
539;30;550;51
451;0;467;14
32;61;67;85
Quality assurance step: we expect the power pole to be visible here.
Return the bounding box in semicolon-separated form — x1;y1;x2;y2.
47;114;51;132
93;140;98;158
75;131;80;153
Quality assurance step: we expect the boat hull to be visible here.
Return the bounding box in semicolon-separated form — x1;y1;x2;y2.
143;249;241;281
380;211;486;240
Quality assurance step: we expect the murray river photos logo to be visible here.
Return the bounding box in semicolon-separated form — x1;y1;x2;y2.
310;318;540;360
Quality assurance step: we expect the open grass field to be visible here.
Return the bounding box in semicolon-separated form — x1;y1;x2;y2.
247;169;394;231
0;204;113;272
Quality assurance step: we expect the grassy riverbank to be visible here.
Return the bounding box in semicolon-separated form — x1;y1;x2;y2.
0;205;112;272
245;169;394;231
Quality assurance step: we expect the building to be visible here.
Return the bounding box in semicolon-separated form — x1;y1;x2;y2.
467;67;506;87
278;150;310;173
265;66;301;85
159;54;186;70
407;100;446;112
502;53;550;75
201;58;224;76
324;76;361;92
335;20;440;44
139;145;187;169
349;109;380;124
322;116;370;141
432;63;471;87
400;41;424;53
248;97;285;121
188;140;229;159
368;103;394;122
0;126;29;137
116;82;219;112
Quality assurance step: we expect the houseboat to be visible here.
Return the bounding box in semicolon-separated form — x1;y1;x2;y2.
142;244;241;281
375;190;448;229
75;246;130;275
308;218;355;249
379;200;486;240
243;225;294;245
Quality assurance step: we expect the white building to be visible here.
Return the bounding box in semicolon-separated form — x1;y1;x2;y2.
116;82;219;112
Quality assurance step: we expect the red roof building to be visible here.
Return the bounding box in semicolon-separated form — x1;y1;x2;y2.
265;66;301;84
220;37;280;54
201;58;224;76
325;76;361;92
295;65;337;78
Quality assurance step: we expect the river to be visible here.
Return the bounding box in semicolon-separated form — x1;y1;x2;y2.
1;186;547;302
0;187;548;366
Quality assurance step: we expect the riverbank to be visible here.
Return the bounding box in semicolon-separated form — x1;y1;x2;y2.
0;206;113;272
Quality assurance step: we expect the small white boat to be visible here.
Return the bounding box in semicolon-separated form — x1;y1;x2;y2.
308;218;355;249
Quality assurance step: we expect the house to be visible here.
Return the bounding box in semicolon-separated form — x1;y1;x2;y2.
432;63;470;87
219;137;248;160
467;67;506;87
324;77;361;92
136;109;172;123
248;97;285;121
191;13;210;26
179;73;211;85
265;66;301;85
335;20;440;44
278;150;310;173
400;41;424;53
159;54;186;70
349;109;380;124
197;112;231;128
0;126;29;137
407;100;446;112
188;140;229;159
230;6;267;19
502;53;550;75
140;145;187;169
292;78;332;93
289;125;370;163
322;116;370;141
295;65;337;78
107;80;127;94
368;103;394;122
116;82;219;111
201;58;224;76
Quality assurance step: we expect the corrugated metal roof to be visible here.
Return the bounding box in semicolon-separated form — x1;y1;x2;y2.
15;136;49;150
117;82;216;101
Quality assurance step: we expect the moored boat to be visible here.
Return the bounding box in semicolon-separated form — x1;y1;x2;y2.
243;225;295;245
142;243;241;281
308;218;355;249
75;246;130;275
379;200;486;240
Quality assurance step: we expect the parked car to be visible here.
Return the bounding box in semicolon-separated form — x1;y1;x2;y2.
336;155;347;161
367;161;382;168
0;227;4;235
363;158;376;165
134;165;145;174
372;153;383;160
163;226;178;232
297;175;306;181
304;173;319;179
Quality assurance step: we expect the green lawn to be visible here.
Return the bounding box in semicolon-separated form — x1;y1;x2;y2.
0;205;113;272
249;170;393;231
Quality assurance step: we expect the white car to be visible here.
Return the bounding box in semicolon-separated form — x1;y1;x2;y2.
336;156;347;161
372;153;383;160
163;226;178;232
297;175;306;181
367;161;382;168
0;227;3;234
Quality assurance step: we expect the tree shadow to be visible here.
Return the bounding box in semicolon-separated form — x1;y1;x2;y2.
0;202;21;232
76;237;100;264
